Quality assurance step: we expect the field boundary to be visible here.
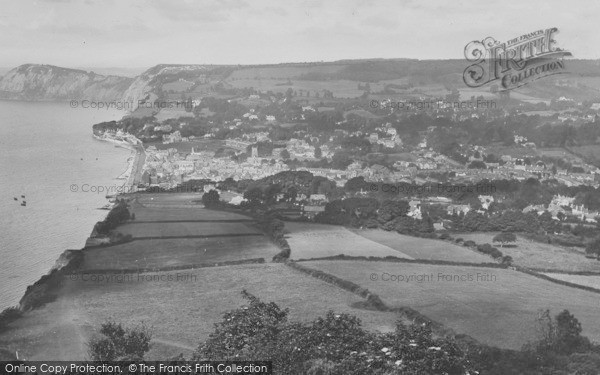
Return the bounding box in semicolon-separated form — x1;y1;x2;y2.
294;254;508;269
284;260;480;346
528;268;600;276
513;265;600;294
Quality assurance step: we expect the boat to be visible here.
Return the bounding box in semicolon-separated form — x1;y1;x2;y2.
13;197;17;201
20;195;25;198
21;201;26;206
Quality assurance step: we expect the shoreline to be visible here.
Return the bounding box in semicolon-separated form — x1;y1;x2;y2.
92;132;145;195
10;132;143;312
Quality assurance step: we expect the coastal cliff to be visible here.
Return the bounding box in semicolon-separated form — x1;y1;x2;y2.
121;64;210;110
0;63;215;109
0;64;133;101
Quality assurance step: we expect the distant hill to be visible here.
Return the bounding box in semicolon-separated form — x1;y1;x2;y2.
0;64;132;101
2;58;600;105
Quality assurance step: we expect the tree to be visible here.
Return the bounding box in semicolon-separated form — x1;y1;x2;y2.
493;231;517;247
468;160;486;169
585;237;600;260
344;176;367;192
201;189;220;208
88;320;152;361
194;291;473;374
280;149;290;160
314;146;322;159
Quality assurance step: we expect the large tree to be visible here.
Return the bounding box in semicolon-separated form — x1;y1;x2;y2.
493;231;517;247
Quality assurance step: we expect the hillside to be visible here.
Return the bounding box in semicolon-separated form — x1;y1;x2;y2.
0;64;133;101
3;59;600;106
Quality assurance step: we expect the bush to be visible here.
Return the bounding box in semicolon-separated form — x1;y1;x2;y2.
455;237;464;243
88;320;152;361
0;307;21;331
463;240;476;247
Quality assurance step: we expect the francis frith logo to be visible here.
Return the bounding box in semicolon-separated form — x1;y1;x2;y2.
463;27;571;90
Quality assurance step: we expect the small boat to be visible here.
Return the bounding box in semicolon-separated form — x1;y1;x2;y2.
13;197;17;201
20;195;25;198
21;201;26;206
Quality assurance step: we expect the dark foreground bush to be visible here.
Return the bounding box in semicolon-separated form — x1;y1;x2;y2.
0;307;22;331
193;291;473;375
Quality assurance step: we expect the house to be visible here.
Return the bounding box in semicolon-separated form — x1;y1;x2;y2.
478;195;494;210
447;204;471;215
407;200;422;220
309;194;328;204
229;196;246;206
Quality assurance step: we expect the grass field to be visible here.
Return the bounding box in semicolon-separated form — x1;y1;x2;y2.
114;222;260;238
129;198;251;221
285;222;414;260
542;273;600;290
351;229;493;263
302;260;600;349
0;264;400;360
456;232;600;272
226;78;370;98
82;236;279;270
226;65;344;80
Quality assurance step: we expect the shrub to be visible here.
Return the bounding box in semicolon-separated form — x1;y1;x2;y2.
88;320;152;361
463;240;476;247
0;307;22;331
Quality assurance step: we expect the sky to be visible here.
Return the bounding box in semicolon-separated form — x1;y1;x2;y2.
0;0;598;69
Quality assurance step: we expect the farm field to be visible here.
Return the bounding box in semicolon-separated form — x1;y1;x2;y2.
351;229;493;263
226;65;344;80
301;260;600;349
542;273;600;290
456;232;600;272
285;222;414;260
82;236;279;270
114;221;260;238
0;264;400;360
129;197;251;221
226;78;368;98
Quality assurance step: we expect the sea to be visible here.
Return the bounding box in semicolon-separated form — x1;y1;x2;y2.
0;100;130;310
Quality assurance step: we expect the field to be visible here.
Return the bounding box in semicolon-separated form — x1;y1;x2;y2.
285;222;414;260
456;232;600;272
82;236;279;270
350;229;493;263
542;273;600;290
0;264;399;360
482;145;538;158
153;107;194;122
85;195;272;270
301;260;600;349
226;78;368;98
226;65;344;80
114;222;260;238
569;145;600;163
